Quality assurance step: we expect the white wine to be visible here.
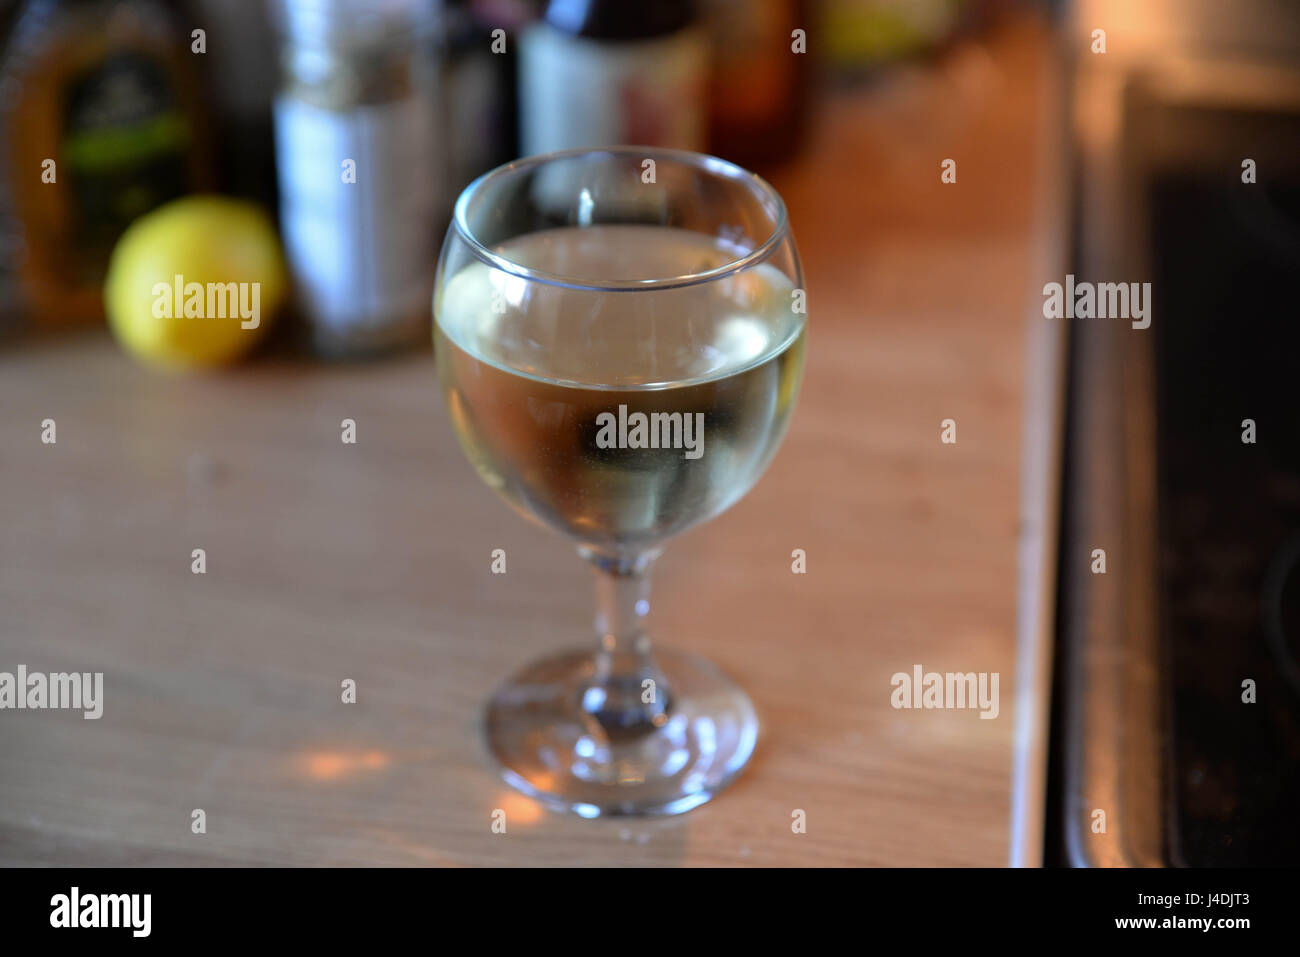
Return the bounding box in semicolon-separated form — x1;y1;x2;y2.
435;225;805;557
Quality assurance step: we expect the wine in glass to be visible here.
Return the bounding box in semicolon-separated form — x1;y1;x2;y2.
434;147;806;816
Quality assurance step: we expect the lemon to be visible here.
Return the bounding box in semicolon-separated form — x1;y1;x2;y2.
105;196;287;368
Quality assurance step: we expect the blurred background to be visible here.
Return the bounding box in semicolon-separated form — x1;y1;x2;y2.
0;0;1016;354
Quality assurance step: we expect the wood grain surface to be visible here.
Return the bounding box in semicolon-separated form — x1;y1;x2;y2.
0;16;1049;866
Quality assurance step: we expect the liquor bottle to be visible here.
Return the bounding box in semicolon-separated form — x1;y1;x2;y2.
189;0;279;209
703;0;810;168
0;0;213;328
517;0;707;155
441;0;535;195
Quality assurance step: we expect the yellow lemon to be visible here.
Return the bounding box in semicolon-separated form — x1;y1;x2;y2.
105;195;287;368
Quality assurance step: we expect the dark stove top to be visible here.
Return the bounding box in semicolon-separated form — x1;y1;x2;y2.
1153;167;1300;865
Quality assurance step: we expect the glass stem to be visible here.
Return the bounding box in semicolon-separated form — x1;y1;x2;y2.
580;548;669;738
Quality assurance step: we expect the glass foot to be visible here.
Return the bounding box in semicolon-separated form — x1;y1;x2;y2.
483;647;759;817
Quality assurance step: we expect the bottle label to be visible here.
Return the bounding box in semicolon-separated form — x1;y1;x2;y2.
274;95;439;332
62;54;193;277
518;25;707;156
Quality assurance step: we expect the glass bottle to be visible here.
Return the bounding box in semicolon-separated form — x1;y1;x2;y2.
273;0;444;357
703;0;811;168
0;0;213;330
517;0;708;155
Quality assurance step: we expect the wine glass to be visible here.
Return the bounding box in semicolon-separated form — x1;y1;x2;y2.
433;147;806;816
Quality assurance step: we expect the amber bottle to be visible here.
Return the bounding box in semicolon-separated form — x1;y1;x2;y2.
0;0;212;328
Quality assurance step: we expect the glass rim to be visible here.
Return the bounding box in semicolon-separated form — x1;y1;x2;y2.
451;146;791;292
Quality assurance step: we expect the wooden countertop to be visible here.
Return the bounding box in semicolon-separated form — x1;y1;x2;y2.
0;16;1048;866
